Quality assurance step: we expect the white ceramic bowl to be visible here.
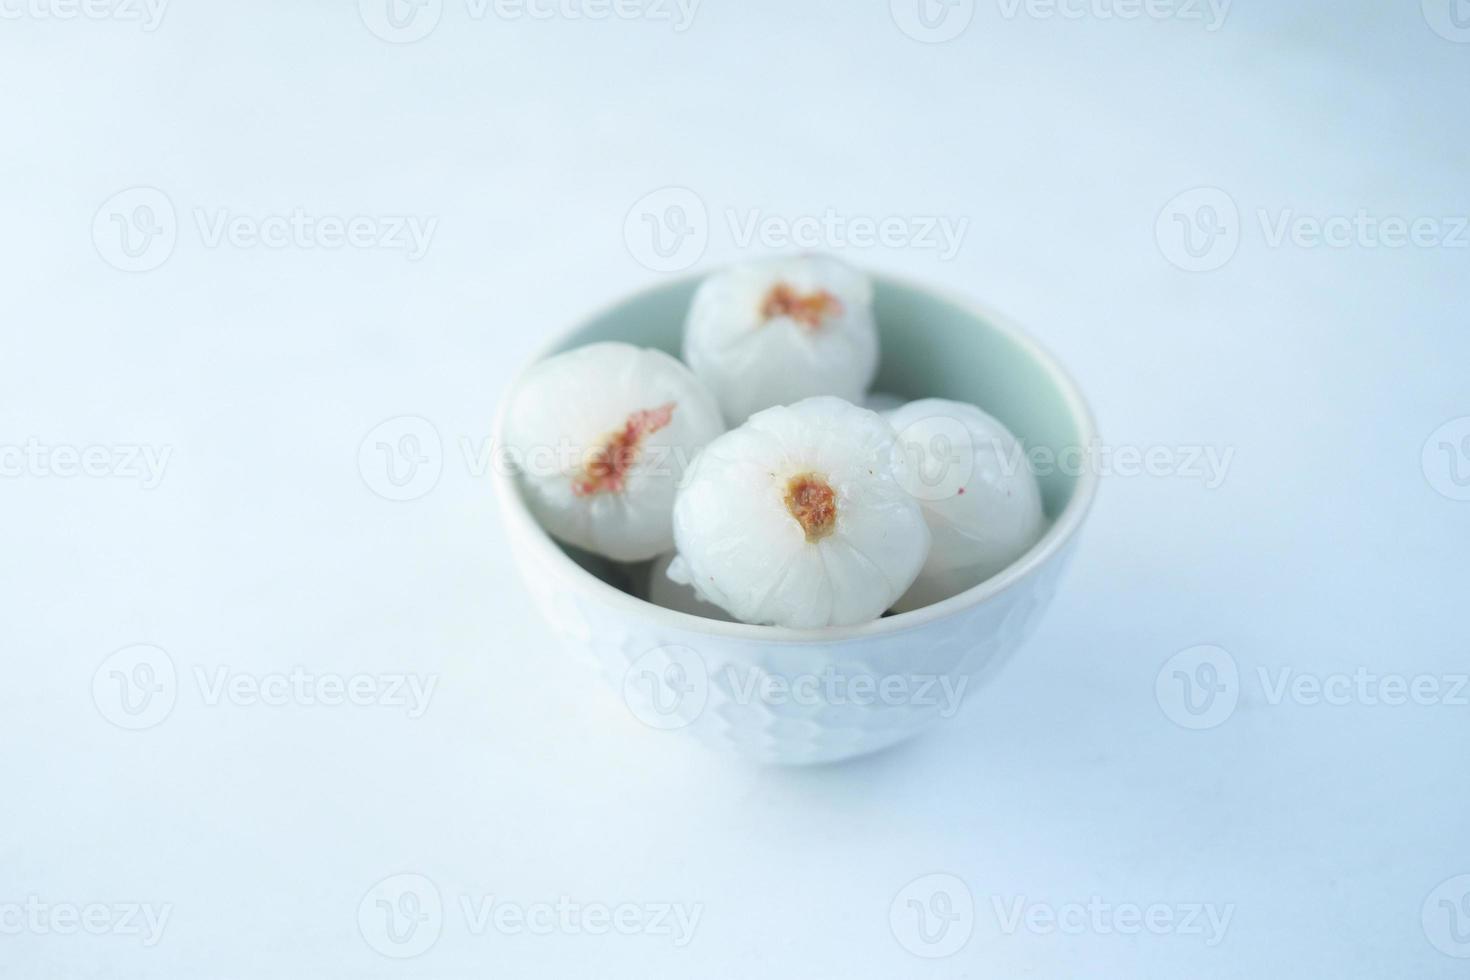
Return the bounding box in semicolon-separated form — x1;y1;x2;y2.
493;272;1098;765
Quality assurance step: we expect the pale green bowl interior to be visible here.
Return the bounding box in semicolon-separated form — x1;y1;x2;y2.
550;275;1085;519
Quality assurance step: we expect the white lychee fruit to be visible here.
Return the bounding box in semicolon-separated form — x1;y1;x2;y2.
671;396;929;628
683;255;879;424
646;552;735;622
505;342;724;562
886;398;1045;612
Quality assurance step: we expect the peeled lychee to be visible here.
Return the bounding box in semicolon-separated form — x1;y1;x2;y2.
646;552;735;622
505;342;724;561
886;398;1045;611
671;396;929;628
683;256;879;424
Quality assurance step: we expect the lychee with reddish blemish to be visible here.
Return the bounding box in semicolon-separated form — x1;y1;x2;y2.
571;402;675;497
505;342;724;561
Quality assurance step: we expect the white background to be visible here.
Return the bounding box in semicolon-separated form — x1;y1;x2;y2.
3;1;1469;977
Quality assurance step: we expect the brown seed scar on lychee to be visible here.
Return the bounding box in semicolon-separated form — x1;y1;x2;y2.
760;283;843;330
573;402;676;497
784;472;837;542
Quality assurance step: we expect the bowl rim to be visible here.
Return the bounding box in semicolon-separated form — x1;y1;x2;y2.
492;268;1100;645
